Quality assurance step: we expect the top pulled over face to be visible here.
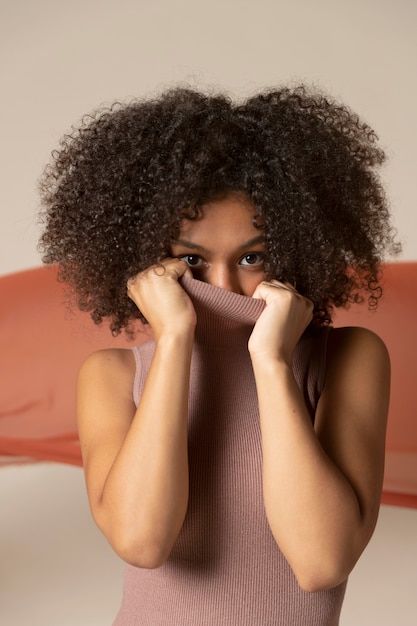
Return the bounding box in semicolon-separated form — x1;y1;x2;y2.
170;194;266;297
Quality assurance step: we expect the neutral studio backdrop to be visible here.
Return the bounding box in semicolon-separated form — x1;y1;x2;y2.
1;1;416;624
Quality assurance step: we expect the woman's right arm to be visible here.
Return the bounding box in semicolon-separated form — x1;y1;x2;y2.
77;259;196;568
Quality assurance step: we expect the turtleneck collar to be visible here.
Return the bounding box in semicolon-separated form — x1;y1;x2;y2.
180;275;265;347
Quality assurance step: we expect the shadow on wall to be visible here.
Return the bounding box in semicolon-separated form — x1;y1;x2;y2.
0;263;416;508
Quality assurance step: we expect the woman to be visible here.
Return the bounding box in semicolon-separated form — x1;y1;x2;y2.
39;85;399;625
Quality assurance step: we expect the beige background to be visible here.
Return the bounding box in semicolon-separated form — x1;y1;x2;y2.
1;0;416;624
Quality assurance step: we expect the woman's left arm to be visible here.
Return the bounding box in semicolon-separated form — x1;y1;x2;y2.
249;283;390;592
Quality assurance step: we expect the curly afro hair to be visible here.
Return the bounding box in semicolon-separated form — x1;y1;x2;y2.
38;84;400;335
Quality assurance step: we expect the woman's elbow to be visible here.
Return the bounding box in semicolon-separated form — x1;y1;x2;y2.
92;509;173;569
296;572;347;594
292;557;351;593
110;532;173;569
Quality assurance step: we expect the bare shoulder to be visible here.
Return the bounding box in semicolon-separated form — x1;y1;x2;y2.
315;326;390;526
78;347;136;394
77;348;138;480
316;327;391;454
327;325;389;359
325;325;390;388
80;347;136;375
77;347;137;439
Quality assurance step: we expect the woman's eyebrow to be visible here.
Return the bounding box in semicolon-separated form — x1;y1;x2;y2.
238;235;265;249
173;236;265;253
173;239;207;251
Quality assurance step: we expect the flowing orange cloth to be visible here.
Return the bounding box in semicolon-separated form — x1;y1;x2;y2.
0;266;151;466
333;262;417;508
0;264;416;508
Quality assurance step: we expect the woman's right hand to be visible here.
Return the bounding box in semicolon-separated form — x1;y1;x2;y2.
127;258;197;339
80;257;195;568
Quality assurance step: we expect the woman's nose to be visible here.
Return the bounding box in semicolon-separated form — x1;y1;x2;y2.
207;265;241;294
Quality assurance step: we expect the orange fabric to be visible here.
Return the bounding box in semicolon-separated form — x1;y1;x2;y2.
1;263;416;508
333;262;417;508
0;266;151;466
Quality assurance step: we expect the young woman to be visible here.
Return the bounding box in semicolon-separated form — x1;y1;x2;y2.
39;85;399;625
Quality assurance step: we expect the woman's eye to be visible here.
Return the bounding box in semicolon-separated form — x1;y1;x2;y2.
239;253;265;267
179;254;205;267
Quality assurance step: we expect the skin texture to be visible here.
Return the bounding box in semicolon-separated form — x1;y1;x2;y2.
77;195;390;591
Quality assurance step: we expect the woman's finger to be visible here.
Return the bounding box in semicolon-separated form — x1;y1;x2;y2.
268;279;297;293
126;258;192;294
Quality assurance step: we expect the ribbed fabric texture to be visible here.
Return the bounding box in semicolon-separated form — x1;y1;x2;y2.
114;277;346;625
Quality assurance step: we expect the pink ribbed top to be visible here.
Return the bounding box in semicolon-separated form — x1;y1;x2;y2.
114;276;346;625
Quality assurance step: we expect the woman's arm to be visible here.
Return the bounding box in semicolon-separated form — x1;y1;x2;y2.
77;259;196;568
249;282;389;592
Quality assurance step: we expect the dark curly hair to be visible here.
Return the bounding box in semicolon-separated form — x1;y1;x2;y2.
38;84;400;335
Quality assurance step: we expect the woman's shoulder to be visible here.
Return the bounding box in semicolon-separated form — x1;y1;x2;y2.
327;325;388;359
81;346;136;367
78;347;137;390
325;325;390;390
296;325;389;410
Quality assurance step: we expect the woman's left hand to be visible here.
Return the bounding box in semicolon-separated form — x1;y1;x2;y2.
248;280;313;364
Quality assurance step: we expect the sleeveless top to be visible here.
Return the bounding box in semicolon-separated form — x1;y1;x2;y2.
113;276;347;625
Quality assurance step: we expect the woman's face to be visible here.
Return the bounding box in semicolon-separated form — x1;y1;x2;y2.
170;194;266;296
